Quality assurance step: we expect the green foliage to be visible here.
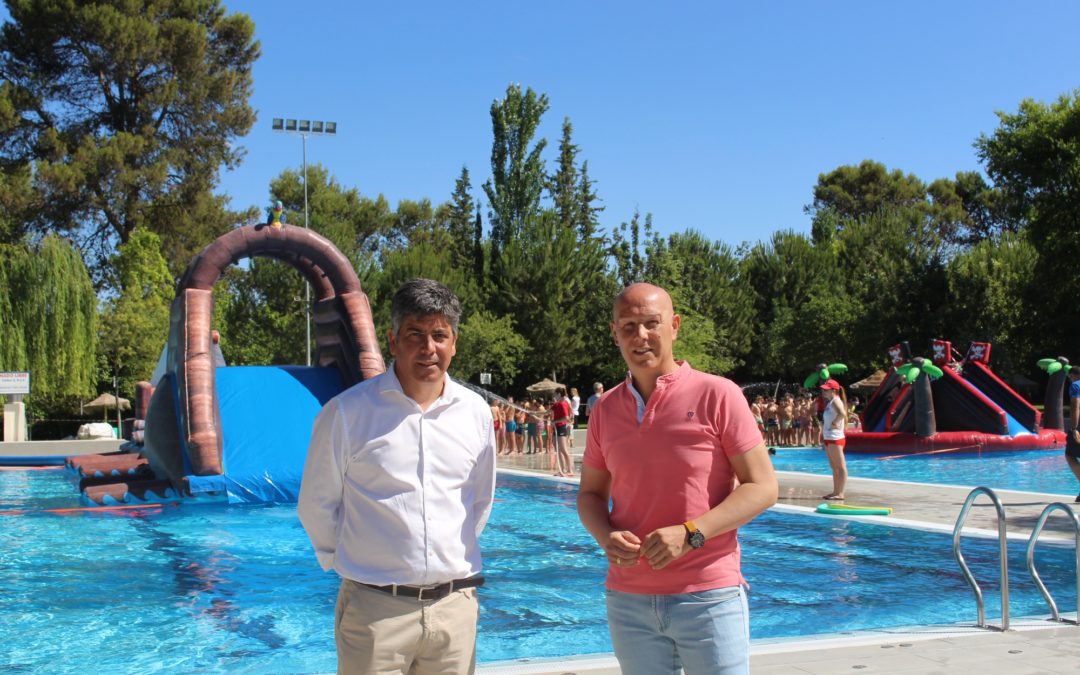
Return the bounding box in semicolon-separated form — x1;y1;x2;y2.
0;0;260;278
447;166;482;279
492;209;612;385
976;90;1080;353
944;231;1037;374
0;235;97;403
217;258;306;366
98;228;173;393
647;229;755;369
671;305;730;375
268;164;395;267
451;311;528;386
483;84;549;251
809;160;929;223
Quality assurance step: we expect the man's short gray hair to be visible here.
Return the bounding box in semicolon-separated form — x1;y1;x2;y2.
391;278;462;334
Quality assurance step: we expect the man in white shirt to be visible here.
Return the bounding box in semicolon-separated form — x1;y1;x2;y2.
298;278;497;674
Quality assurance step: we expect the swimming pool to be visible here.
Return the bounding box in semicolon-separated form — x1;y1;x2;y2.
771;447;1080;496
1;470;1076;672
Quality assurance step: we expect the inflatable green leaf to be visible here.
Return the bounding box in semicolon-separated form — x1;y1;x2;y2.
898;358;941;384
1037;357;1069;375
804;362;848;389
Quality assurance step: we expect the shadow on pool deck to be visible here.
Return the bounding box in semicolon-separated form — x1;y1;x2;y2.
489;449;1080;674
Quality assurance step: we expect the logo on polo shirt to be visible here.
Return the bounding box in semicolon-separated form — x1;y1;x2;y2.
687;411;695;420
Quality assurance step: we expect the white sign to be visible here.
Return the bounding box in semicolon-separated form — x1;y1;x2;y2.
480;372;492;385
0;372;30;395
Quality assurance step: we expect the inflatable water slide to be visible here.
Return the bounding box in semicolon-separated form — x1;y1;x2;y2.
845;340;1067;453
67;223;385;505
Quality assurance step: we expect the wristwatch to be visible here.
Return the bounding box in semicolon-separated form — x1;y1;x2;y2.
684;520;705;549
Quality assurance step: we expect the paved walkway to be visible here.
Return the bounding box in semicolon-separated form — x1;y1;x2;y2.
485;444;1080;674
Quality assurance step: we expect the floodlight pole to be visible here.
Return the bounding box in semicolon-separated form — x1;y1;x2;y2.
302;131;310;366
272;118;337;367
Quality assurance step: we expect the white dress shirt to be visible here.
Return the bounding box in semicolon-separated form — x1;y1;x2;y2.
297;365;496;586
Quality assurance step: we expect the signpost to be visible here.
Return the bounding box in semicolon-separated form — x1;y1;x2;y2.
1;372;30;442
0;371;30;395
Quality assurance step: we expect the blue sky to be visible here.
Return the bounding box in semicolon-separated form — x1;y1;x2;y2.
14;2;1080;247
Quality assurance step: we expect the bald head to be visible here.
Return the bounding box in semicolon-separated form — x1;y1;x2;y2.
610;282;681;384
613;282;674;320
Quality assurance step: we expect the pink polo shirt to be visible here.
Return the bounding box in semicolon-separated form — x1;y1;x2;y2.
583;361;763;594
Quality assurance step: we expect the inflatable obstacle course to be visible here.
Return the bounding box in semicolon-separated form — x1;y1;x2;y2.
846;340;1065;453
65;223;384;505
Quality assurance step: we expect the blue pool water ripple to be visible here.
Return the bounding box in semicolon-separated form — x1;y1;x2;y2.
0;471;1076;671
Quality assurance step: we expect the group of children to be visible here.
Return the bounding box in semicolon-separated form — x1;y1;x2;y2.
490;387;580;460
751;391;862;448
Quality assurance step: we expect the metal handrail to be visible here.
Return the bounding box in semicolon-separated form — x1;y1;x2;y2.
952;486;1010;631
1025;502;1080;624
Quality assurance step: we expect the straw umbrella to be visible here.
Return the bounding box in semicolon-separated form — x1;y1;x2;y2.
81;393;131;421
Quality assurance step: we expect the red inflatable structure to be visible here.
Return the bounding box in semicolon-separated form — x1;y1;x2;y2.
845;341;1067;454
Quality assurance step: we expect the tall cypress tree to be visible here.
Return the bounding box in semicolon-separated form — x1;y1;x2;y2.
447;166;476;271
482;84;549;254
550;118;580;230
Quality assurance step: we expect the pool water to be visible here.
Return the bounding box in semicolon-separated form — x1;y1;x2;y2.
0;470;1076;672
771;447;1080;496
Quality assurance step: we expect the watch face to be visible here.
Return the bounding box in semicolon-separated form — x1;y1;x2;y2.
688;530;706;549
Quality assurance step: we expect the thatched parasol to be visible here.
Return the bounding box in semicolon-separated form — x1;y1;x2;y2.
81;393;131;420
525;378;564;394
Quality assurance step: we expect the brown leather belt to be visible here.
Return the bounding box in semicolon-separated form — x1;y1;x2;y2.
359;576;485;601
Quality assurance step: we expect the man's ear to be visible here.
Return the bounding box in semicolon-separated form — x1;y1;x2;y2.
671;313;681;340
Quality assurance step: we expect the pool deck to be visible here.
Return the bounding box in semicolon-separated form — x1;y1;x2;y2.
487;440;1080;674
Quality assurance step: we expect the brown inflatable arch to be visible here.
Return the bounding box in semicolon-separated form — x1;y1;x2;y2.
168;223;384;477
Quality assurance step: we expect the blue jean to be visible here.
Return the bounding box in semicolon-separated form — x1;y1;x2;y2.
605;585;749;675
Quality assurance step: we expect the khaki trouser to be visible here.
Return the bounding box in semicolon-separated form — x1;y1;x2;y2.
335;578;479;675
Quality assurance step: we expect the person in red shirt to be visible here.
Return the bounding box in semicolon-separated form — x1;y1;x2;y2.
550;387;574;476
577;282;777;675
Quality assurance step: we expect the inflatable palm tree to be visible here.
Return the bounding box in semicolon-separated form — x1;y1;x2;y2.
898;357;943;437
803;362;848;389
1038;356;1070;430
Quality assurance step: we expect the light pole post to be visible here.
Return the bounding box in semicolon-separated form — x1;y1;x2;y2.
272;118;338;367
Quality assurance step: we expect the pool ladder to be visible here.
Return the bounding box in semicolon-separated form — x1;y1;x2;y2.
952;486;1080;631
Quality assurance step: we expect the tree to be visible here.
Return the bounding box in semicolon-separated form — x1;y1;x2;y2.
218;165;400;366
927;171;1013;247
741;230;829;377
482;84;549;253
944;232;1037;375
550;117;580;230
451;311;528;387
447;165;479;275
0;235;97;407
647;229;755;370
98;228;173;393
492;209;613;386
610;209;654;286
976;90;1080;353
577;160;603;239
0;0;260;278
808;160;929;223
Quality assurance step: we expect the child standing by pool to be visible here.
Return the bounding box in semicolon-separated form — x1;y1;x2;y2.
821;379;848;500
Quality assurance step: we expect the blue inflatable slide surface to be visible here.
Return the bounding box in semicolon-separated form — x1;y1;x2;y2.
213;366;344;504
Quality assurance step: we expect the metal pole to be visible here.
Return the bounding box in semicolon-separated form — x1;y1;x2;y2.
114;373;121;437
302;133;311;367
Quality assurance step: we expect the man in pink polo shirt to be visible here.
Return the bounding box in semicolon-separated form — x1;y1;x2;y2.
577;283;777;675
